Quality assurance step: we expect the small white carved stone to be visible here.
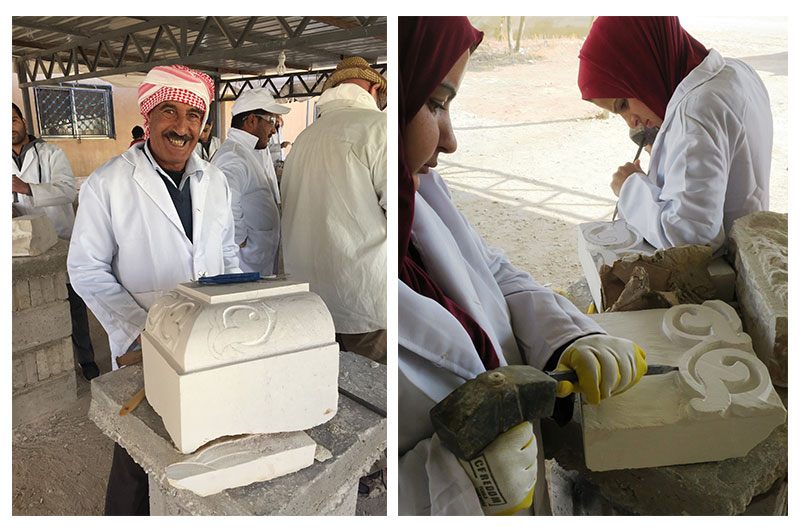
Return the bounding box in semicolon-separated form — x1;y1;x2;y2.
581;300;786;471
577;220;735;310
165;431;317;497
12;214;58;257
728;212;787;387
142;280;339;454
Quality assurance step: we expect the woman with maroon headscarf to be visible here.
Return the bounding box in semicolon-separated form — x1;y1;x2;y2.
398;17;646;516
579;16;772;252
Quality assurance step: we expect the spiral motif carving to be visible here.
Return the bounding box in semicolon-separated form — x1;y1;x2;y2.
210;301;277;358
663;301;770;417
146;292;201;351
583;220;646;266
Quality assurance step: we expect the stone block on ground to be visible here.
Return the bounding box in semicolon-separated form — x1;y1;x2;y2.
728;212;787;387
142;280;340;453
577;220;734;311
12;370;77;427
582;300;785;471
12;214;58;257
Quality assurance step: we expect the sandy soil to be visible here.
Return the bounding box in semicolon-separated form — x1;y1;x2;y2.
440;18;788;293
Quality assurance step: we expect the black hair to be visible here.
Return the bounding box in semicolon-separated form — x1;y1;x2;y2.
12;103;24;120
131;125;145;139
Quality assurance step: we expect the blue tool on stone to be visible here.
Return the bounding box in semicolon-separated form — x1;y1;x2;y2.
197;272;261;285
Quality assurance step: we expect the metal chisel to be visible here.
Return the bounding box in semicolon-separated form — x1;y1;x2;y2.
547;363;678;383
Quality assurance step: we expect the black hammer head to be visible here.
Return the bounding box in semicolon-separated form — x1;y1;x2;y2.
429;366;557;461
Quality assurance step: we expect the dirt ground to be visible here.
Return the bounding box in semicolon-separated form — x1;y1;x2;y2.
441;17;788;293
12;314;385;516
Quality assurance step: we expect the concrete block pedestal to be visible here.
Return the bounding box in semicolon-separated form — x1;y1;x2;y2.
12;240;77;426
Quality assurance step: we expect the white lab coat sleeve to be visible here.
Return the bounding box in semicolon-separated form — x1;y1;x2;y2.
483;243;605;368
618;103;730;251
399;436;483;516
220;158;249;246
220;177;242;273
370;132;387;213
67;180;147;353
29;147;77;208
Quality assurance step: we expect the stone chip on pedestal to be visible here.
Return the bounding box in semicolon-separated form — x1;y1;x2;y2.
142;280;340;454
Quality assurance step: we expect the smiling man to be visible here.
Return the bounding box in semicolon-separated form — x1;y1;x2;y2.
67;64;240;515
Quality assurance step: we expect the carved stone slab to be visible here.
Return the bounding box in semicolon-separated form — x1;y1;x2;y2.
165;431;316;496
142;280;339;453
12;214;58;257
728;212;787;387
581;300;786;471
577;220;735;311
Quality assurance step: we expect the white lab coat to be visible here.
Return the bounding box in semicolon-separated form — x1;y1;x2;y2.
618;49;772;252
281;83;387;334
12;139;77;239
67;143;240;369
399;170;604;515
211;128;281;276
193;135;220;161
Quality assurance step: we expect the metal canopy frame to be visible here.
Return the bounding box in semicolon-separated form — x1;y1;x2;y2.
13;16;387;91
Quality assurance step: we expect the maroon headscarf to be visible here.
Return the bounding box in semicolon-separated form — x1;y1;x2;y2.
578;16;709;120
399;17;499;370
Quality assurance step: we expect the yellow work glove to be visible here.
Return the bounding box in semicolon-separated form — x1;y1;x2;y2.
457;421;537;516
555;335;647;404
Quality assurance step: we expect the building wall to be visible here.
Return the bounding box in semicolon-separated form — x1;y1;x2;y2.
13;76;143;177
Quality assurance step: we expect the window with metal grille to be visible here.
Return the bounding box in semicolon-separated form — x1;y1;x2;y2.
34;84;116;139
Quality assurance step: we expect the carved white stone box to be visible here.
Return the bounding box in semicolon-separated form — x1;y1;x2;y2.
142;280;339;454
12;213;58;257
581;300;786;471
577;220;735;311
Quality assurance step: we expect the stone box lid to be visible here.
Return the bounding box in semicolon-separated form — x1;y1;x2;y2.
176;279;309;304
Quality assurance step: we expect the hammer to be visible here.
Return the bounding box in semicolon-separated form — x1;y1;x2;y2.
430;364;676;460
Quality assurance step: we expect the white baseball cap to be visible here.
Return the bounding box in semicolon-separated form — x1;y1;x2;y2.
231;88;290;116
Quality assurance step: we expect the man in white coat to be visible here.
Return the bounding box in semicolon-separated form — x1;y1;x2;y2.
193;120;220;161
67;65;240;515
212;88;288;276
12;103;99;380
281;57;387;362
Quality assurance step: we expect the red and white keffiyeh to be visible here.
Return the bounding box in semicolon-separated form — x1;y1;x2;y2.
137;65;215;136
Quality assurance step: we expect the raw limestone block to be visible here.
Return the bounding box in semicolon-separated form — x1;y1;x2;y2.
142;280;340;454
582;300;786;471
728;212;787;387
12;214;58;257
577;220;735;311
165;432;317;497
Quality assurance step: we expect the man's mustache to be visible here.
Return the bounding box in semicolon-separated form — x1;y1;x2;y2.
165;131;194;143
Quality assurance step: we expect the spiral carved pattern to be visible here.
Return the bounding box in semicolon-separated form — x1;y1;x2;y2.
210;301;277;358
663;301;770;417
146;293;200;351
583;220;645;266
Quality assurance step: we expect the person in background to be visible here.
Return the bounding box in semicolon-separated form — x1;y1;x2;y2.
12;102;99;381
67;65;240;515
212;88;289;276
281;56;387;363
578;16;772;252
129;125;145;147
193;120;220;161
